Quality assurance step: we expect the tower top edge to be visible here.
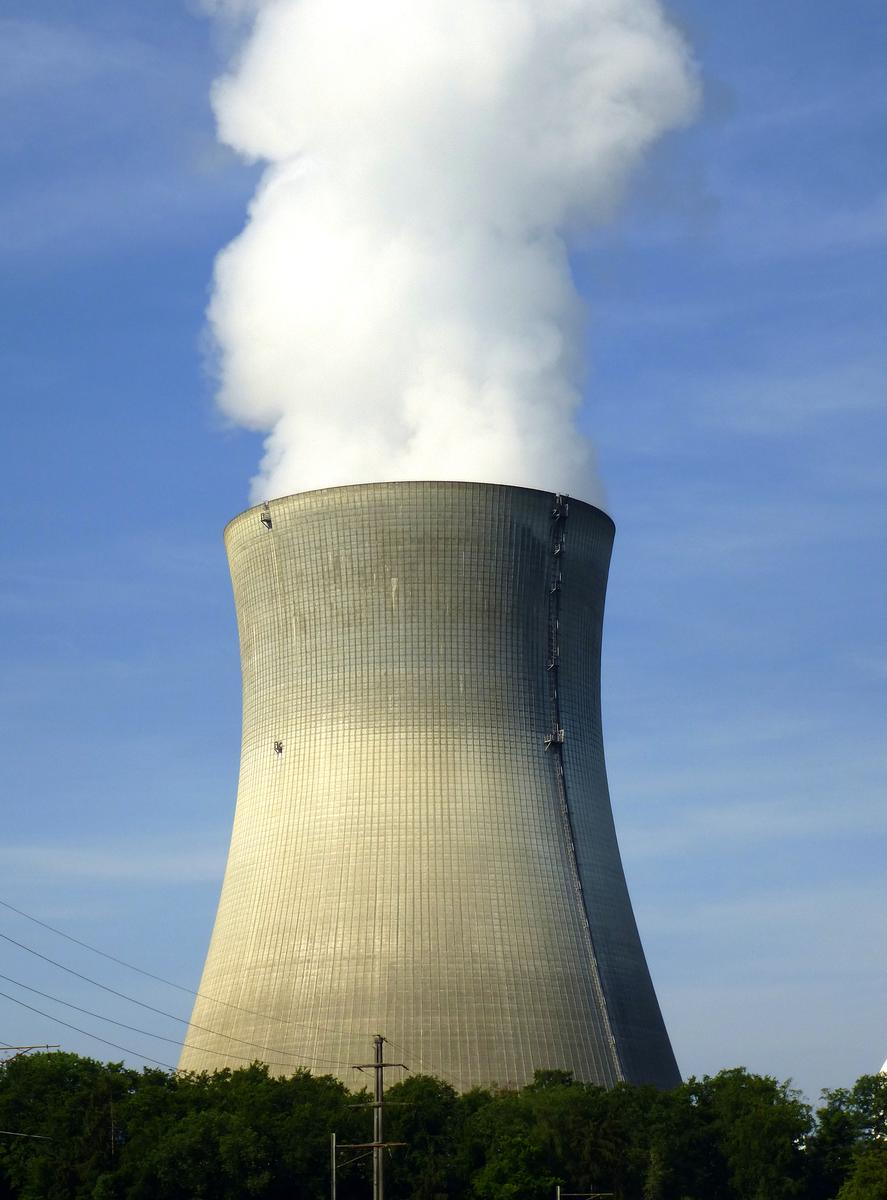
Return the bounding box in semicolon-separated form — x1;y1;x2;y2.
224;481;615;537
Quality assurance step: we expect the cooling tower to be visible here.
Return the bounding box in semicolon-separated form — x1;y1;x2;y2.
180;481;678;1090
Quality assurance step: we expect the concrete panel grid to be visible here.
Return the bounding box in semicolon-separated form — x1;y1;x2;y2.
180;481;678;1090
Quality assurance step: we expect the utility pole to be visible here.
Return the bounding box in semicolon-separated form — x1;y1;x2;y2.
372;1034;384;1200
338;1034;406;1200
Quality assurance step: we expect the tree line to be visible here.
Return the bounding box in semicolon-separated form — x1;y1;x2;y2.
0;1052;885;1199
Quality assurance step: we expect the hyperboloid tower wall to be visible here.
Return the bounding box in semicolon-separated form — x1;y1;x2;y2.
180;482;679;1090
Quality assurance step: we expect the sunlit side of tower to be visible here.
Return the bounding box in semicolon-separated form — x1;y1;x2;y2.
179;482;679;1090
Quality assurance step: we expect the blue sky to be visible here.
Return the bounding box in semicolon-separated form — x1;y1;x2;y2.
1;1;885;1101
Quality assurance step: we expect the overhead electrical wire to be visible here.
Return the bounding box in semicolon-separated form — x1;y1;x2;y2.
0;897;355;1039
0;898;199;995
0;969;343;1075
0;932;350;1069
0;900;456;1084
0;990;179;1072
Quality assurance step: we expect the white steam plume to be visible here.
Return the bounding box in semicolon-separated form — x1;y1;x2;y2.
205;0;698;504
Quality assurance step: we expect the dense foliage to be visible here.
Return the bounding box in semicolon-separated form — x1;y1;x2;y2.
1;1053;885;1200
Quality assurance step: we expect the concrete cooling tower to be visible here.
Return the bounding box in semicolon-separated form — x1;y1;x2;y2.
180;481;679;1090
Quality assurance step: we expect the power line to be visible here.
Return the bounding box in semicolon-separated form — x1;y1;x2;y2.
0;897;354;1039
0;932;350;1070
0;990;179;1072
0;901;457;1083
0;898;199;995
0;971;340;1072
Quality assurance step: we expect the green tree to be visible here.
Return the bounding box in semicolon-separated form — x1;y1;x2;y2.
812;1075;887;1200
685;1069;811;1200
837;1143;887;1200
108;1064;358;1200
384;1074;461;1199
0;1051;136;1200
462;1091;558;1200
648;1076;731;1200
470;1130;559;1200
808;1087;860;1199
6;1049;885;1200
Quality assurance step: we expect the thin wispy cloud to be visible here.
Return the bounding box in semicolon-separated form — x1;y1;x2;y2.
0;840;226;886
614;495;883;581
0;17;255;259
694;361;887;436
721;188;887;261
0;535;225;619
649;879;887;963
622;788;887;861
0;18;148;96
0;156;253;260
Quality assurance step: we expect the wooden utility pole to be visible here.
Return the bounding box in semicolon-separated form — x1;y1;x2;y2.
372;1034;384;1200
337;1035;406;1200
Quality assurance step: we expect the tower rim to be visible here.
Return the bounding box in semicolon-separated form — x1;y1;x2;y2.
224;480;615;538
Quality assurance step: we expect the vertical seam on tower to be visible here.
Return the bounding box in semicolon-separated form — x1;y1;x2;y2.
546;493;624;1083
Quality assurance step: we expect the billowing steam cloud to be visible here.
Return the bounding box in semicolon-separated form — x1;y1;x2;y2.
205;0;698;504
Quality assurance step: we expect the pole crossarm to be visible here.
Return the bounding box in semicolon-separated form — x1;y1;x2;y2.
0;1046;60;1065
334;1035;408;1200
348;1100;411;1108
1;1044;59;1059
336;1142;408;1149
1;1044;58;1050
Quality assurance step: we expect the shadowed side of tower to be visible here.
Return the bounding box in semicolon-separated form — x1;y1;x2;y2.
179;481;679;1090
